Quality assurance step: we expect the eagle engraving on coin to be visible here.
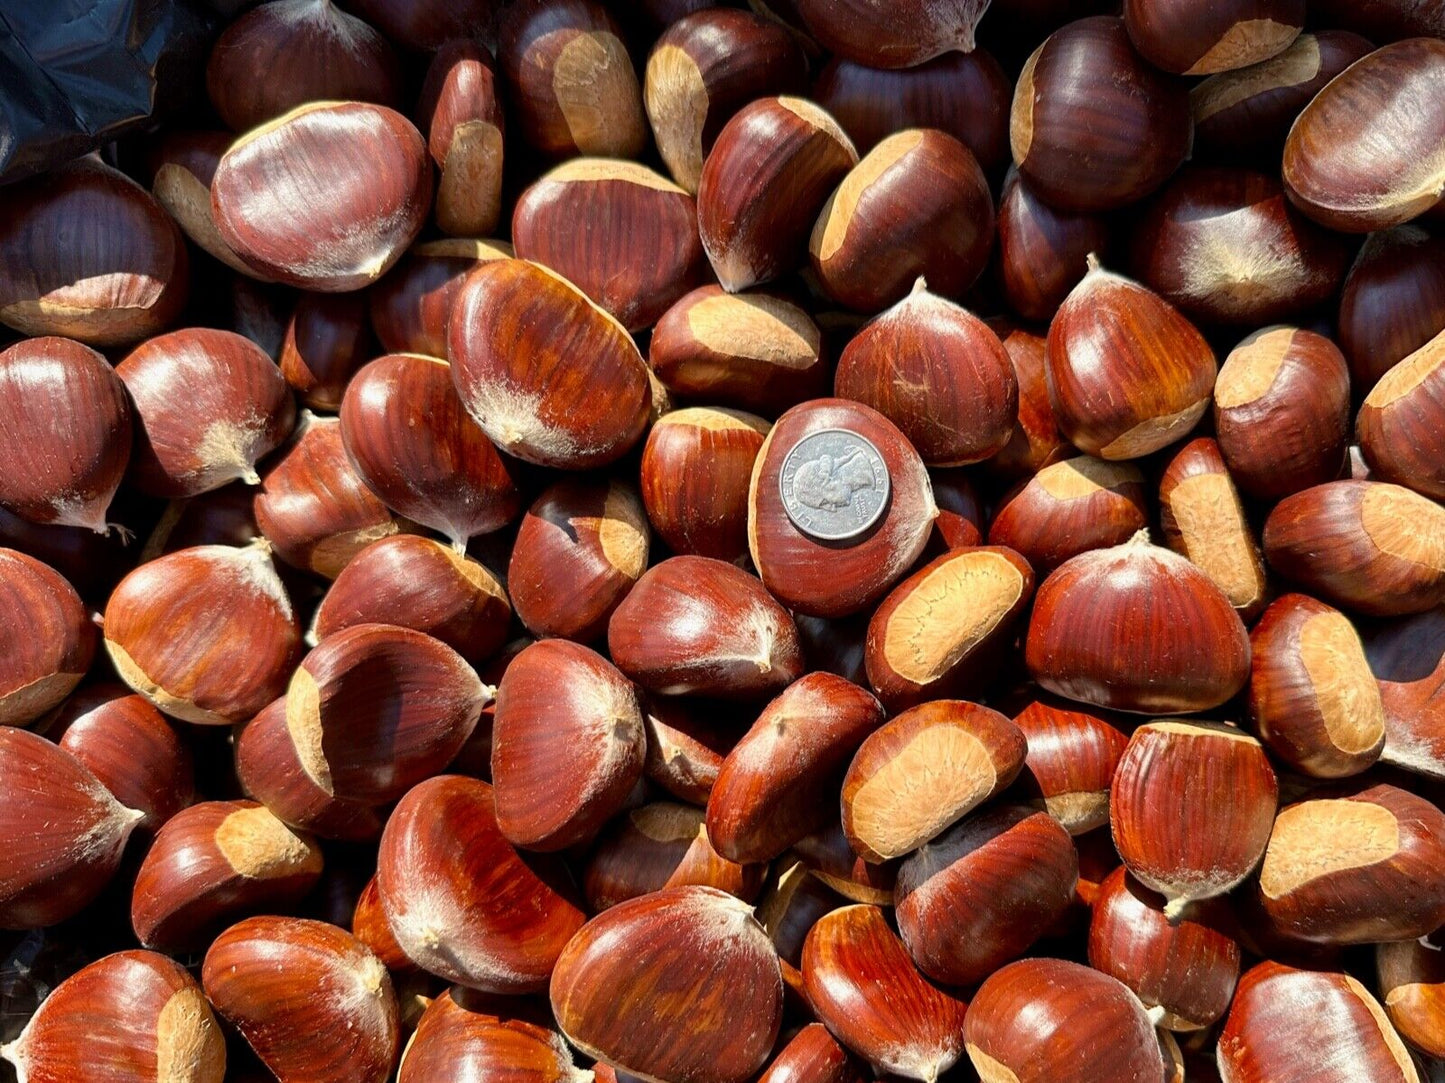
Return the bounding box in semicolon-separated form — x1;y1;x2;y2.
778;429;890;542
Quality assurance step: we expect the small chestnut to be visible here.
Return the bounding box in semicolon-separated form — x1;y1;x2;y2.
1338;224;1445;393
791;0;990;68
368;239;512;360
398;989;583;1083
996;171;1112;323
418;41;505;238
278;291;378;412
1377;935;1445;1059
1357;329;1445;500
1010;693;1130;836
0;548;97;728
988;456;1148;575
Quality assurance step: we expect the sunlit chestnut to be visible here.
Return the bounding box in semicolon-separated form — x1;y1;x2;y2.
987;321;1070;479
997;171;1111;323
1357;329;1445;500
1009;693;1129;836
0;549;96;728
988;456;1147;575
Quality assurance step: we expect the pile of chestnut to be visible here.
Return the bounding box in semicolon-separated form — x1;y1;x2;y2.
0;0;1444;1079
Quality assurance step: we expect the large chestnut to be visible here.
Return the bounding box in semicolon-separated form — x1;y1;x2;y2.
0;549;96;728
791;0;990;68
418;41;505;238
398;989;582;1083
1123;0;1304;75
1357;330;1445;500
1338;225;1445;393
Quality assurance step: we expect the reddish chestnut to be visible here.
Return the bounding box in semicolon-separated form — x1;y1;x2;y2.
1010;694;1130;836
1358;330;1445;500
927;468;987;550
792;0;990;67
368;239;512;360
791;821;899;905
1123;0;1304;75
419;41;505;238
758;1024;867;1083
988;456;1148;575
398;989;585;1083
997;171;1112;323
1377;936;1445;1059
0;549;96;727
279;291;377;412
642;697;737;806
987;322;1070;479
1338;225;1445;393
149;129;260;276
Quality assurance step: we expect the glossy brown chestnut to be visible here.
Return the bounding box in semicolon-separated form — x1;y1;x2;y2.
1046;258;1216;459
810;132;993;312
758;1023;867;1083
1262;480;1445;616
801;904;968;1081
748;398;937;618
697;97;858;292
149;129;262;278
202;915;398;1083
254;412;411;579
1378;936;1445;1059
964;958;1167;1083
1025;534;1252;713
756;859;848;974
449;259;651;469
650;286;829;414
997;171;1112;323
279;291;377;411
50;684;194;834
1358;330;1445;500
314;535;511;666
131;800;323;952
551;886;783;1083
491;639;644;852
1282;38;1445;233
791;821;899;904
0;549;96;727
813;51;1011;171
1089;867;1242;1031
833;281;1015;464
509;478;649;643
1124;0;1303;75
0;728;142;928
645;9;807;193
864;546;1034;708
1112;721;1277;918
418;41;505;238
1190;31;1374;160
205;0;401;133
1256;784;1445;944
988;457;1147;575
0;950;225;1083
0;336;129;533
377;775;585;991
584;802;764;910
0;158;188;346
350;876;412;973
497;0;647;159
1218;961;1421;1083
706;673;884;863
1365;609;1445;780
399;989;586;1083
1011;17;1191;213
896;805;1077;986
841;700;1027;863
1010;694;1130;835
369;239;511;360
1129;166;1351;327
103;540;300;725
1248;593;1386;777
792;0;989;67
1338;225;1445;393
212;102;432;291
609;556;804;700
1213;326;1352;500
987;322;1070;479
641;698;737;806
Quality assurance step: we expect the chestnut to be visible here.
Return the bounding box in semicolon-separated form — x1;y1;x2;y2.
706;672;884;863
791;820;899;904
399;989;582;1083
550;886;784;1083
313;535;511;666
1262;480;1445;616
759;1024;867;1083
1011;16;1191;213
497;0;647;159
928;468;987;550
509;478;649;644
350;876;412;973
791;0;989;67
697;97;858;292
1111;720;1278;919
997;171;1112;323
149;129;260;277
864;546;1035;709
448;259;651;469
1377;936;1445;1059
1338;225;1445;393
339;353;521;550
801;904;968;1081
346;0;498;50
1358;330;1445;500
513;159;706;331
211;101;432;291
0;336;130;533
748;398;937;618
0;158;188;346
649;285;829;414
988;456;1148;575
1128;166;1351;327
1123;0;1303;75
833;281;1016;464
131;800;323;952
0;548;96;728
279;291;377;412
642;697;736;806
1219;961;1421;1082
645;8;808;193
1282;38;1445;233
0;950;225;1083
987;321;1070;479
757;859;849;972
368;239;512;360
0;728;143;929
1256;783;1445;944
1213;325;1352;501
491;639;645;852
1025;533;1252;714
1248;593;1386;777
1310;0;1445;39
418;41;505;238
841;700;1027;863
202;915;398;1083
0;505;125;603
810;132;994;312
1364;609;1445;780
1047;258;1216;460
964;958;1168;1083
895;805;1078;987
813;51;1011;171
1010;693;1130;836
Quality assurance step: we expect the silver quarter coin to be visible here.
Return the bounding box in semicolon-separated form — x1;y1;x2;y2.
778;428;891;542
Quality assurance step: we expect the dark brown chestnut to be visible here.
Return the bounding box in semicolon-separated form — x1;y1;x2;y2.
279;291;377;412
758;1023;867;1083
1357;330;1445;500
0;549;96;728
792;0;990;68
641;697;737;806
988;456;1148;575
1338;225;1445;393
418;41;505;238
997;171;1111;324
149;129;260;277
1377;935;1445;1060
368;239;512;360
398;988;582;1083
1364;609;1445;780
346;0;499;50
1123;0;1304;75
